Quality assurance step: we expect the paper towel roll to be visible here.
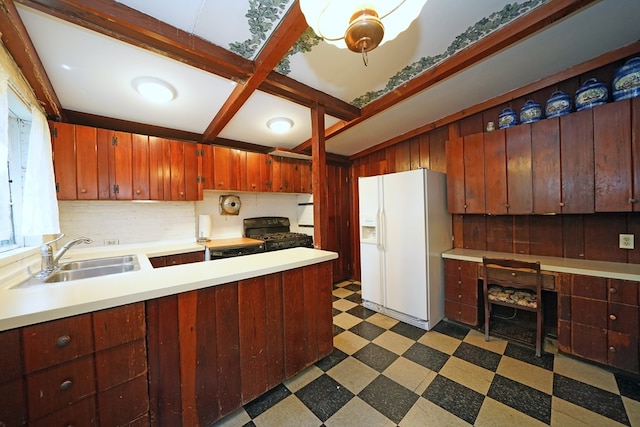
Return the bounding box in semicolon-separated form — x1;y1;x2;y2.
198;214;212;240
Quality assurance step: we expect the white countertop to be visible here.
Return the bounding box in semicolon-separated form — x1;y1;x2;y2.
443;248;640;281
0;241;338;332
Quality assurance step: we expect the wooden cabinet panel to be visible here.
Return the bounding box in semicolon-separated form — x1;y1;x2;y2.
608;302;638;335
230;148;245;191
201;144;215;190
463;133;485;213
265;272;284;388
608;330;639;372
215;283;241;416
271;157;283;192
283;268;306;377
571;274;607;300
184;142;199;200
261;154;273;192
170;140;186;200
483;129;508;214
95;339;147;392
51;121;77;200
300;160;312;193
531;118;561;213
506;124;533;214
214;146;231;190
571;296;607;329
132;133;150;200
445;137;465;213
97;126;111;200
75;124;98;199
22;314;93;373
444;259;479;326
148;136;167;200
92;302;145;351
29;395;96;427
571;322;607;363
0;377;26;426
608;279;638;304
112;131;133;199
0;328;23;380
560;109;594;213
97;374;149;426
246;151;262;192
594;100;634;212
633;97;640;212
26;355;96;420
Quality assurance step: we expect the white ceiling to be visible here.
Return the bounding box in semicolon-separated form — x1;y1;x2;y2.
11;0;640;157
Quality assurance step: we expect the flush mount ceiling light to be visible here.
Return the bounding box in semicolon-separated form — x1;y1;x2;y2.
300;0;427;66
132;77;176;103
267;117;294;133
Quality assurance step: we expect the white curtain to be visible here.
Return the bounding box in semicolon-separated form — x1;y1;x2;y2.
21;108;60;235
0;78;11;240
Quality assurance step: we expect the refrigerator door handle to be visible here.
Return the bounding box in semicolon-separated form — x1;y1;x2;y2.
378;209;385;250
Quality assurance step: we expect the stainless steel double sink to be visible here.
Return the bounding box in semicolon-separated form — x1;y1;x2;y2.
18;255;140;287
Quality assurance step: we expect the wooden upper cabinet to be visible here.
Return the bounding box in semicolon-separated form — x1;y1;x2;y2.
445;136;465;213
230;148;245;191
261;155;273;192
98;129;133;200
201;144;215;191
148;136;167;200
531;118;561;213
506;125;533;214
213;146;231;190
246;151;262;192
169;140;186;200
300;160;312;194
594;100;635;212
183;142;199;201
463;133;485;213
560;109;594;213
50;121;76;200
132;134;149;200
483;129;508;215
75;125;98;200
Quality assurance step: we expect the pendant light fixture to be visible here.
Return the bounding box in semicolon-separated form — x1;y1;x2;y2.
300;0;428;66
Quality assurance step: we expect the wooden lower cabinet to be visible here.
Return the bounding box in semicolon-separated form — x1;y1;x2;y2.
444;259;479;326
146;262;334;426
149;250;205;268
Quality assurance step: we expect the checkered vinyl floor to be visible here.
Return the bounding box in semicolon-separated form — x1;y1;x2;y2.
213;281;640;426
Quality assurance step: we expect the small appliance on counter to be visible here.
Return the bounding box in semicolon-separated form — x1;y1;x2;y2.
244;217;313;251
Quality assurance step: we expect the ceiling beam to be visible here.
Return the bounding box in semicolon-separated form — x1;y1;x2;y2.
294;0;598;152
201;1;308;142
0;0;62;118
15;0;254;82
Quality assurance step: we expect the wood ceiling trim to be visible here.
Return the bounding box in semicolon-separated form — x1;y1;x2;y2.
294;0;598;152
1;0;62;118
15;0;254;82
201;2;308;142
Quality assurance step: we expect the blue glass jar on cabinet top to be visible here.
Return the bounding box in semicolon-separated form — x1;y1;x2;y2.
520;100;542;124
612;57;640;101
498;108;517;129
545;91;572;118
575;78;608;111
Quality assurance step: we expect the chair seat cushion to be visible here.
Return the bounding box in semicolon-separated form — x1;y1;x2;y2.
487;285;537;308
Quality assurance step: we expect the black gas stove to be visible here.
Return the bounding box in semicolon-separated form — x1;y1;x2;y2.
244;217;313;251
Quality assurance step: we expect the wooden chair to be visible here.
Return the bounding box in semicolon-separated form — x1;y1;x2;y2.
483;257;543;357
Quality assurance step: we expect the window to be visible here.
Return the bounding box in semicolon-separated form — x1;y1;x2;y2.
0;89;31;253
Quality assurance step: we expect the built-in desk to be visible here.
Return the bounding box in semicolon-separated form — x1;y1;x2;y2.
442;249;640;374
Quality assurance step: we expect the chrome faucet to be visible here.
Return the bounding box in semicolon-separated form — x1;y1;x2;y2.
36;234;93;278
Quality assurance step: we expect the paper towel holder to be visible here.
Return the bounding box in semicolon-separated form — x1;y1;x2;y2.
219;195;241;215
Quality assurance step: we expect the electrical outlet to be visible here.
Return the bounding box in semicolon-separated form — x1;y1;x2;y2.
619;234;634;250
104;239;119;245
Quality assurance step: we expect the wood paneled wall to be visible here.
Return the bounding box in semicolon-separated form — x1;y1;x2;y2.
348;50;640;279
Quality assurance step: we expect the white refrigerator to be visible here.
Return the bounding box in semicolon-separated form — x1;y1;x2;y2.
358;168;452;330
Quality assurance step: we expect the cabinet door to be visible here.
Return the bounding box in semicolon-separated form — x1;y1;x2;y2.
169;140;186;200
0;329;26;426
75;124;98;199
506;124;533;214
231;148;246;191
632;97;640;211
246;151;262;192
271;156;283;192
531;118;561;213
560;109;594;213
213;146;231;190
463;133;485;213
594;100;633;212
184;142;199;200
148;136;167;200
201;144;215;190
483;130;508;214
261;154;273;192
51;122;76;200
300;160;312;193
445;137;465;213
132;133;149;200
111;131;133;200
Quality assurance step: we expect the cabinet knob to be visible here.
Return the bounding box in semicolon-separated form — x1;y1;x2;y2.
609;287;617;294
609;346;616;353
60;380;73;391
511;272;517;277
505;204;510;208
136;189;141;194
458;280;462;285
559;202;564;207
629;198;639;204
457;266;461;271
609;314;617;321
79;188;86;193
458;294;462;299
56;335;71;347
180;191;184;197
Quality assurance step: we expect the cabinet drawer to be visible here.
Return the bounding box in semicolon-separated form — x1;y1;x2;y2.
26;355;96;420
95;339;147;391
29;395;96;427
608;279;639;305
180;251;204;264
484;266;539;287
93;303;145;351
22;314;93;373
572;275;607;300
608;303;639;335
97;374;149;426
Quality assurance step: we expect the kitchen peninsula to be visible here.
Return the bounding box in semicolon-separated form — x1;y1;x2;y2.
0;242;338;426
